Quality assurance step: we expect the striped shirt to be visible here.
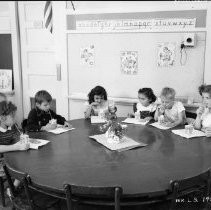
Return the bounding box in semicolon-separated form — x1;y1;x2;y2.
0;125;19;146
0;125;20;175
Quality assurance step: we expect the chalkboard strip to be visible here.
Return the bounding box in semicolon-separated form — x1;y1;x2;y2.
67;10;207;30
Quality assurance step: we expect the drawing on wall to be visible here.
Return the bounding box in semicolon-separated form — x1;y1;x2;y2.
157;43;176;67
80;45;95;66
120;51;138;74
0;69;12;92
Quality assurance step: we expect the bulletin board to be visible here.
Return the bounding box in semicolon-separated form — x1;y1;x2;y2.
67;31;205;99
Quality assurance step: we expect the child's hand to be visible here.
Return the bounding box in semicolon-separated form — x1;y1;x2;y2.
144;117;152;122
91;102;99;107
109;106;116;114
205;127;211;137
196;105;205;116
42;123;57;131
14;141;30;151
63;121;72;128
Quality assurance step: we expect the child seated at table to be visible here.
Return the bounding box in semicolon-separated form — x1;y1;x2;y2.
154;87;186;127
128;88;157;122
194;84;211;137
0;101;30;185
27;90;71;132
84;85;117;119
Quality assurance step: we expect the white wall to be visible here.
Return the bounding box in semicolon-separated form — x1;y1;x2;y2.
0;2;23;125
1;1;211;121
67;1;210;119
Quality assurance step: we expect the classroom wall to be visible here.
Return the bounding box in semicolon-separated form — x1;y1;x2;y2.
67;1;209;119
1;1;211;121
0;2;23;125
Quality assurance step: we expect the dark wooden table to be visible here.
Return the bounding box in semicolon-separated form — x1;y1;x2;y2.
4;118;211;198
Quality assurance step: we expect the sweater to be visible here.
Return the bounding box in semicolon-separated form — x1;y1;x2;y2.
26;107;66;132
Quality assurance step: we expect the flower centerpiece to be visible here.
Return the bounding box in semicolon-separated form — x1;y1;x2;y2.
99;113;127;144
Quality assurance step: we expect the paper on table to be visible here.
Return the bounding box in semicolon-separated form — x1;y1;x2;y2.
89;134;147;152
172;129;206;139
91;116;107;124
29;138;50;149
47;124;75;134
122;118;149;125
150;122;175;130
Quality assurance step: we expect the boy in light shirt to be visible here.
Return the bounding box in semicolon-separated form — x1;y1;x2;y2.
154;87;186;127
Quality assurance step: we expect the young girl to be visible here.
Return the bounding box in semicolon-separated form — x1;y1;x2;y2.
84;86;117;119
154;87;186;127
0;101;29;152
1;101;61;209
129;88;157;122
194;84;211;137
0;101;29;186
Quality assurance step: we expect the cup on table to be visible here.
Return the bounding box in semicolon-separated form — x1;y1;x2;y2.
158;115;164;124
185;124;194;135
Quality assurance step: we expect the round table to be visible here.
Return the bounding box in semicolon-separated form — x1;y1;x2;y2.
4;118;211;197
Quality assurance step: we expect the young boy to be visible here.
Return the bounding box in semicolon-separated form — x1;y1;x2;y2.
194;84;211;137
154;87;186;127
27;90;71;132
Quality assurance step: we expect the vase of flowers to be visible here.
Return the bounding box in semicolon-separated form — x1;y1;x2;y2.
100;113;127;144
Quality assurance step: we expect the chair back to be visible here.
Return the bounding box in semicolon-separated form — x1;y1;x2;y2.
3;164;34;209
185;111;197;119
28;176;66;200
64;184;122;210
21;119;28;133
170;169;211;209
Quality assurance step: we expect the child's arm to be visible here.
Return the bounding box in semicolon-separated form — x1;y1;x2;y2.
144;116;153;121
26;109;42;131
84;102;98;119
50;110;66;125
154;106;164;121
193;106;204;130
84;104;92;119
164;110;185;127
0;141;29;153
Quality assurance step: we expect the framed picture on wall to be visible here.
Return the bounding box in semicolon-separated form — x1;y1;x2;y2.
0;69;12;92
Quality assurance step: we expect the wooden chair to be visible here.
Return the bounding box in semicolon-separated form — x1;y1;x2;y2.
0;174;6;207
169;169;211;210
27;177;66;210
64;184;122;210
0;154;6;207
21;119;28;133
3;164;34;210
